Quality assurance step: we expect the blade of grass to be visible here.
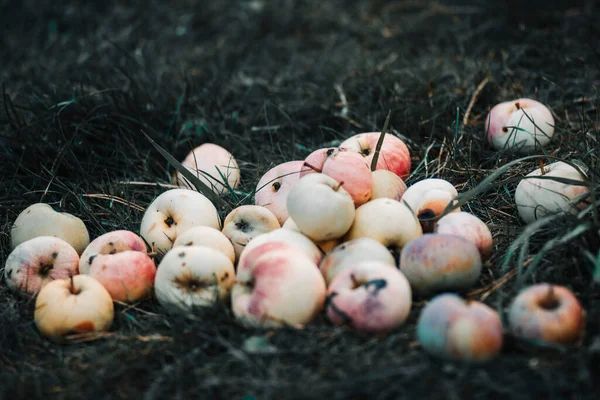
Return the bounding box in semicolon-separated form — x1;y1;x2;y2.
370;109;392;172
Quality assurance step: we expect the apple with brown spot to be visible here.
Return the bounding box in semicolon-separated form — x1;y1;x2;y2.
221;205;281;260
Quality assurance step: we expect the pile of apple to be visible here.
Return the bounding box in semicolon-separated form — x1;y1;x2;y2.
2;97;590;363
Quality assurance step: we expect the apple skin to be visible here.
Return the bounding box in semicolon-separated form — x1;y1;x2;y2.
34;275;115;343
282;217;342;256
514;161;589;224
325;262;412;334
319;237;396;285
399;234;482;297
416;293;503;362
4;236;80;296
172;226;236;264
299;148;332;178
154;246;236;316
221;205;281;260
344;198;422;256
434;212;493;261
485;98;555;153
287;173;356;242
339;132;411;179
232;242;326;328
173;143;241;194
11;203;90;254
370;170;407;201
400;178;458;215
507;283;585;345
415;189;461;233
238;228;324;267
139;188;221;257
254;160;306;225
79;230;148;274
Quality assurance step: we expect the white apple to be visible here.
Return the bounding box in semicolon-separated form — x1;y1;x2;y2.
34;275;114;342
370;170;407;201
287;173;355;242
154;246;236;316
172;226;236;264
139;188;221;257
400;178;458;215
4;236;80;296
221;205;281;260
282;217;343;256
237;228;323;266
11;203;90;254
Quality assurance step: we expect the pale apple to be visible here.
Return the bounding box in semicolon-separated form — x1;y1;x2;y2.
221;205;281;260
282;217;342;256
434;211;493;260
370;170;407;201
172;226;236;264
400;178;458;215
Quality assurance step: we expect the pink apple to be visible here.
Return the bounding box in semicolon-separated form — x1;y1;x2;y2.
232;242;326;328
339;132;411;179
434;212;493;260
325;262;412;333
4;236;79;296
485;98;555;153
254;160;306;225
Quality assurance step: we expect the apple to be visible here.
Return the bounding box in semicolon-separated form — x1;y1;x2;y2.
319;237;396;284
325;261;412;333
173;143;241;194
254;160;306;225
301;148;373;207
416;293;503;362
4;236;80;296
299;148;332;178
139;188;221;257
434;211;493;260
287;173;356;242
514;161;589;224
172;226;236;264
508;283;584;345
79;230;156;302
400;178;458;215
154;246;236;316
370;170;407;201
221;205;281;260
344;198;422;258
399;234;482;297
11;203;90;254
237;228;323;266
414;189;461;233
34;275;115;343
485;98;555;153
282;217;342;256
339;132;411;179
232;241;326;328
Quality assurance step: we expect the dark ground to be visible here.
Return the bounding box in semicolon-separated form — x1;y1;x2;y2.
1;0;600;399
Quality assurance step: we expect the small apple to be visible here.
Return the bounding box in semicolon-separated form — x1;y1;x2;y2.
434;211;493;260
514;161;589;224
370;170;407;201
154;246;236;316
172;226;236;264
287;173;355;242
221;205;281;260
254;160;306;225
319;237;396;284
344;198;422;257
339;132;411;179
139;188;221;257
11;203;90;254
4;236;80;296
34;275;115;343
237;227;323;266
173;143;241;194
325;261;412;334
508;283;584;345
399;234;482;297
400;178;458;215
232;242;326;328
417;293;503;362
485;98;555;153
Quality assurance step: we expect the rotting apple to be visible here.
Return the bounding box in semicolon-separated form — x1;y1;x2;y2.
34;274;114;343
154;246;236;316
4;236;80;296
172;226;236;264
325;261;412;334
485;98;555;153
11;203;90;255
416;293;503;362
339;132;411;179
400;178;458;216
287;173;355;242
221;205;281;260
399;234;482;297
139;188;221;257
507;283;585;345
231;241;326;328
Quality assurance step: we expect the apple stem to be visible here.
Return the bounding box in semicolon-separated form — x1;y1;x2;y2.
334;181;345;192
539;158;545;175
69;275;78;295
515;102;521;110
539;285;560;310
303;162;322;173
